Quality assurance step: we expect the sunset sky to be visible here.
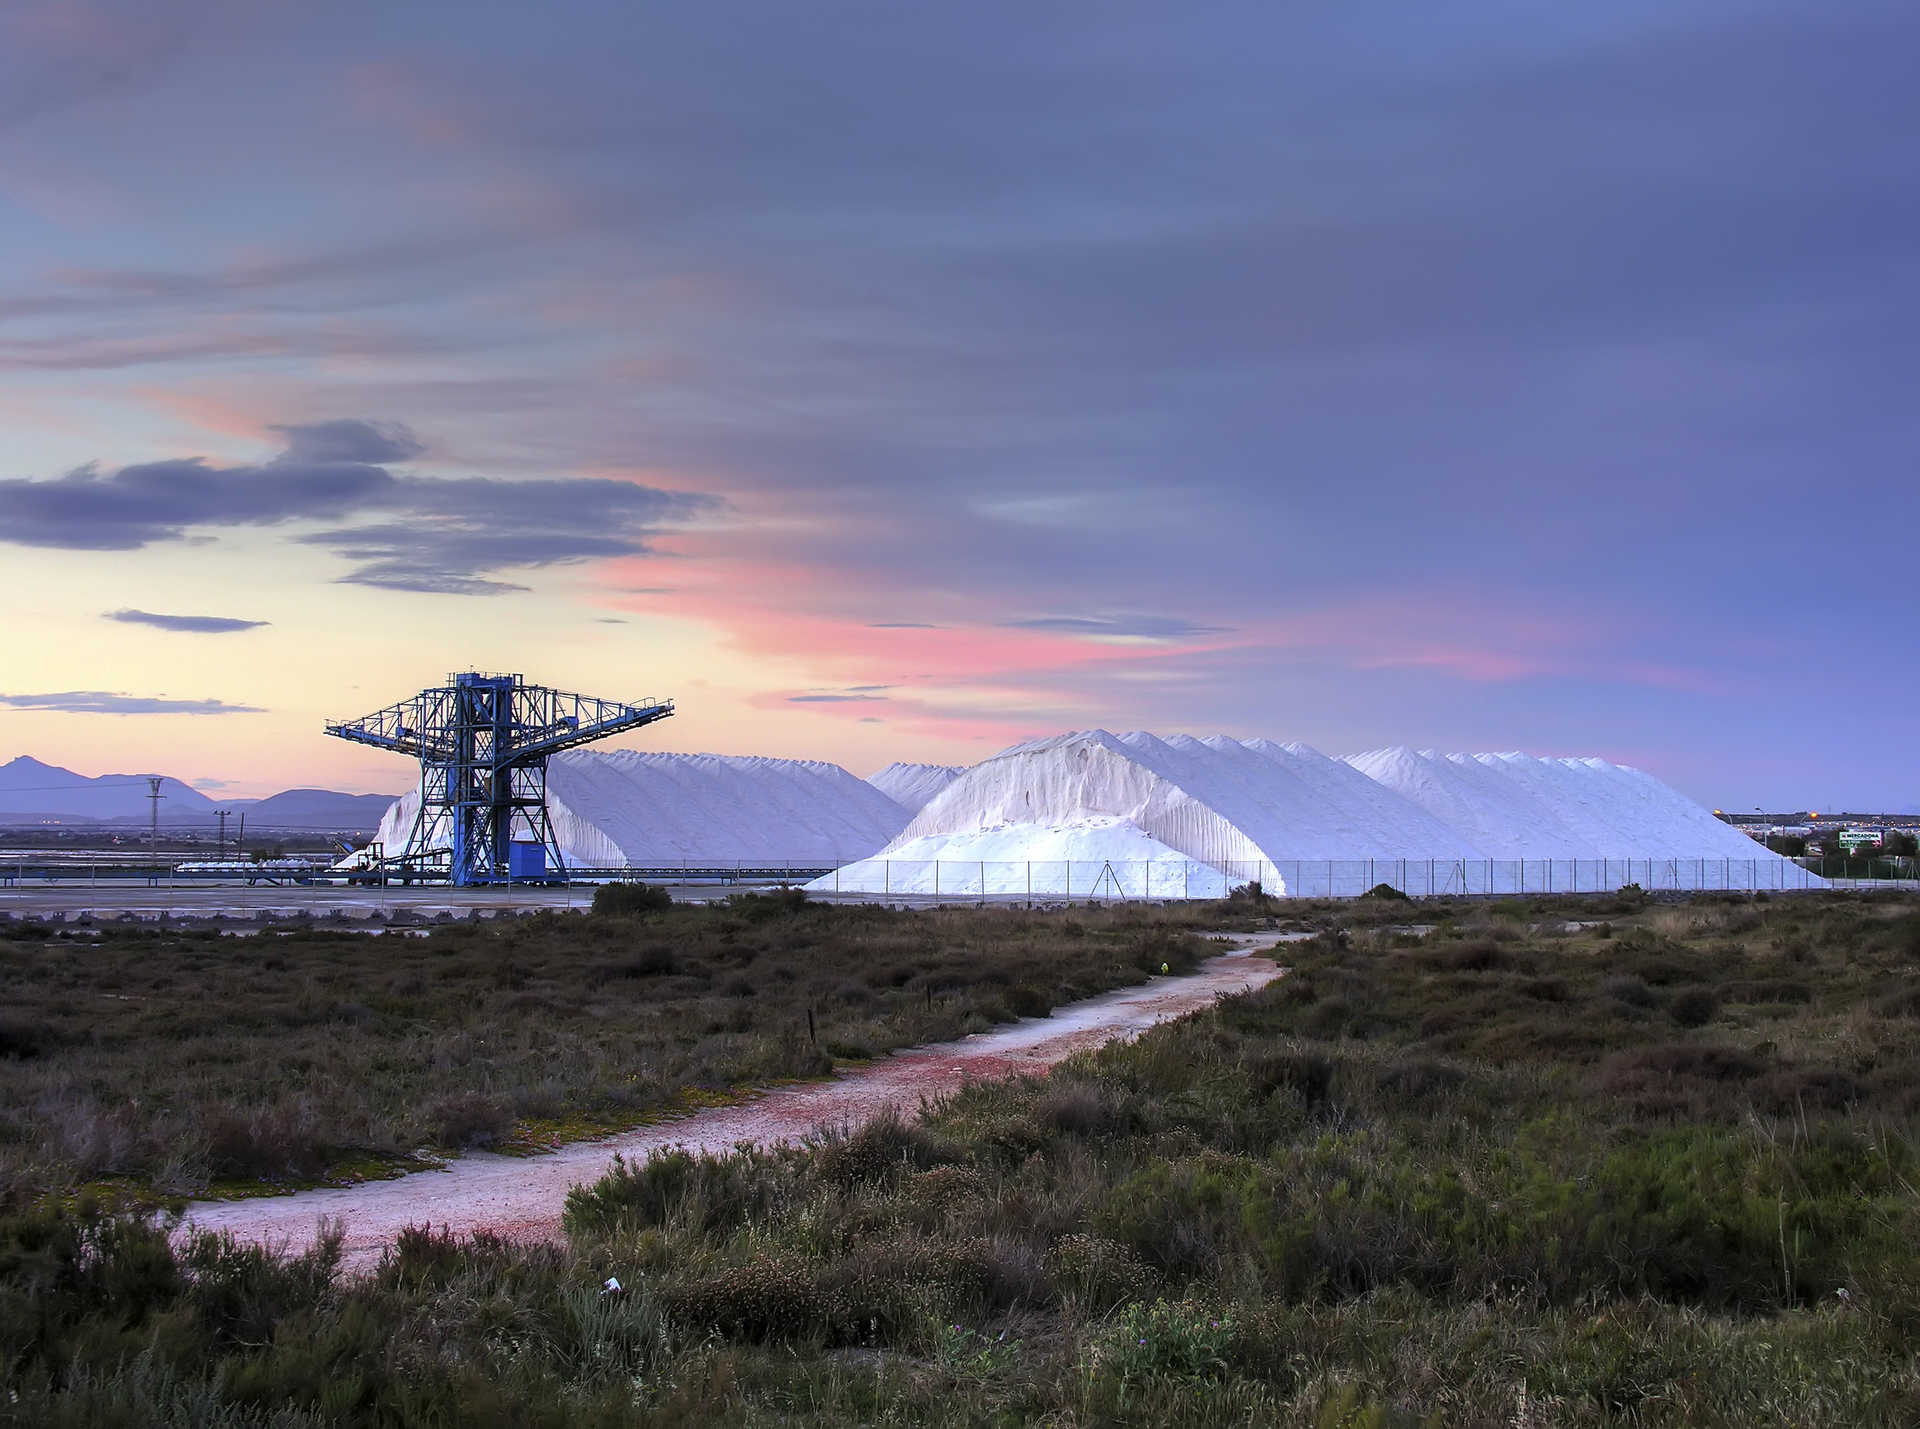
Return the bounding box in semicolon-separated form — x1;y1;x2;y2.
2;0;1915;808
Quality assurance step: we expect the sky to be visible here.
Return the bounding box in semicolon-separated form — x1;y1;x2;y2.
1;0;1915;809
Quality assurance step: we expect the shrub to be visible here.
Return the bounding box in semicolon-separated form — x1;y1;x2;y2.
1034;1079;1137;1139
810;1107;959;1189
1093;1297;1237;1384
1602;974;1658;1008
564;1147;789;1238
1227;881;1271;908
1047;1233;1157;1310
1243;1050;1334;1110
1373;1057;1464;1101
1362;883;1411;902
425;1091;512;1150
1592;1043;1768;1118
592;881;672;915
602;942;678;978
1669;986;1719;1029
659;1254;832;1340
724;889;810;921
203;1105;332;1182
1097;1158;1254;1279
1444;940;1511;973
0;1017;64;1060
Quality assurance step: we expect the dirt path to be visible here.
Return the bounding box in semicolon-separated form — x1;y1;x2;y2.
181;940;1282;1274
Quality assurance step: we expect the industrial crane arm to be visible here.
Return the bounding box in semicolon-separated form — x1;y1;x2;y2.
504;692;674;765
323;701;440;758
323;685;674;770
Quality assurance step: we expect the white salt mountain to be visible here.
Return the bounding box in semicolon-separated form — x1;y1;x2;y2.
866;762;965;815
368;749;910;871
1344;748;1771;860
812;730;1817;898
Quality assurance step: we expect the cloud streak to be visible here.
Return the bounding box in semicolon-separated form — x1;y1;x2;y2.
0;691;266;715
106;609;268;634
1005;615;1231;643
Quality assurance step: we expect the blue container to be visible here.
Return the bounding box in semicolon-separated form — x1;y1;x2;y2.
507;841;547;880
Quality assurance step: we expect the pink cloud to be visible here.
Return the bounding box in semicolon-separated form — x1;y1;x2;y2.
594;539;1737;746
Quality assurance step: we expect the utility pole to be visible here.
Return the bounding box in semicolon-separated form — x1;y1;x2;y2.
147;777;165;865
215;809;232;860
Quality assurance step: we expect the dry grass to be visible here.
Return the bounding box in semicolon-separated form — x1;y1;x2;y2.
6;890;1919;1425
0;895;1239;1201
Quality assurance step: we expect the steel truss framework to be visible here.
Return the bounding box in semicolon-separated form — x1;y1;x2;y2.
325;672;674;885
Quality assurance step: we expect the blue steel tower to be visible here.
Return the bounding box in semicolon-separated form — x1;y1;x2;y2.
325;672;674;885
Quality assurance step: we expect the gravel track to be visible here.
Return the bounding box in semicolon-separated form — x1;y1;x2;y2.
180;940;1282;1274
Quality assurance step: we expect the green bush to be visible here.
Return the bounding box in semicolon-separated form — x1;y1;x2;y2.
658;1254;833;1340
1669;985;1719;1028
1094;1297;1237;1384
563;1147;788;1238
591;881;672;915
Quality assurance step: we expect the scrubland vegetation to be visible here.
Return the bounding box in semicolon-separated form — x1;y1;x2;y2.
0;892;1222;1202
5;890;1920;1425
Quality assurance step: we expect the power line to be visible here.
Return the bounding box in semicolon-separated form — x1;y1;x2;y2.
0;778;192;794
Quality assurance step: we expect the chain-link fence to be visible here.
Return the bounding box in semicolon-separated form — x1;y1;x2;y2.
806;856;1861;901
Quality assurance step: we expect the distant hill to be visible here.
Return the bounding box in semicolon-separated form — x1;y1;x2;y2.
0;755;216;823
233;789;397;831
0;756;396;831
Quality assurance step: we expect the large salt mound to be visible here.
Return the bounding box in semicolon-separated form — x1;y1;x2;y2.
369;749;909;870
812;730;1819;898
1345;749;1772;860
866;762;965;814
814;817;1233;899
886;730;1476;863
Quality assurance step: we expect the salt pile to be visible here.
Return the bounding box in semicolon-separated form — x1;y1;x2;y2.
866;762;965;814
812;730;1819;898
369;750;909;870
1345;748;1769;861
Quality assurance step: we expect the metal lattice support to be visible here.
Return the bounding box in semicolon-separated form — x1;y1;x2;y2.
325;672;674;885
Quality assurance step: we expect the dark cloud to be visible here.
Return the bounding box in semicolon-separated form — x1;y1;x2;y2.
788;693;889;704
867;622;939;630
0;422;720;593
0;457;387;550
106;609;269;634
271;419;424;465
0;691;265;715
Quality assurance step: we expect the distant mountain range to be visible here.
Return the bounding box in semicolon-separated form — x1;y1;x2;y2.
0;756;397;831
